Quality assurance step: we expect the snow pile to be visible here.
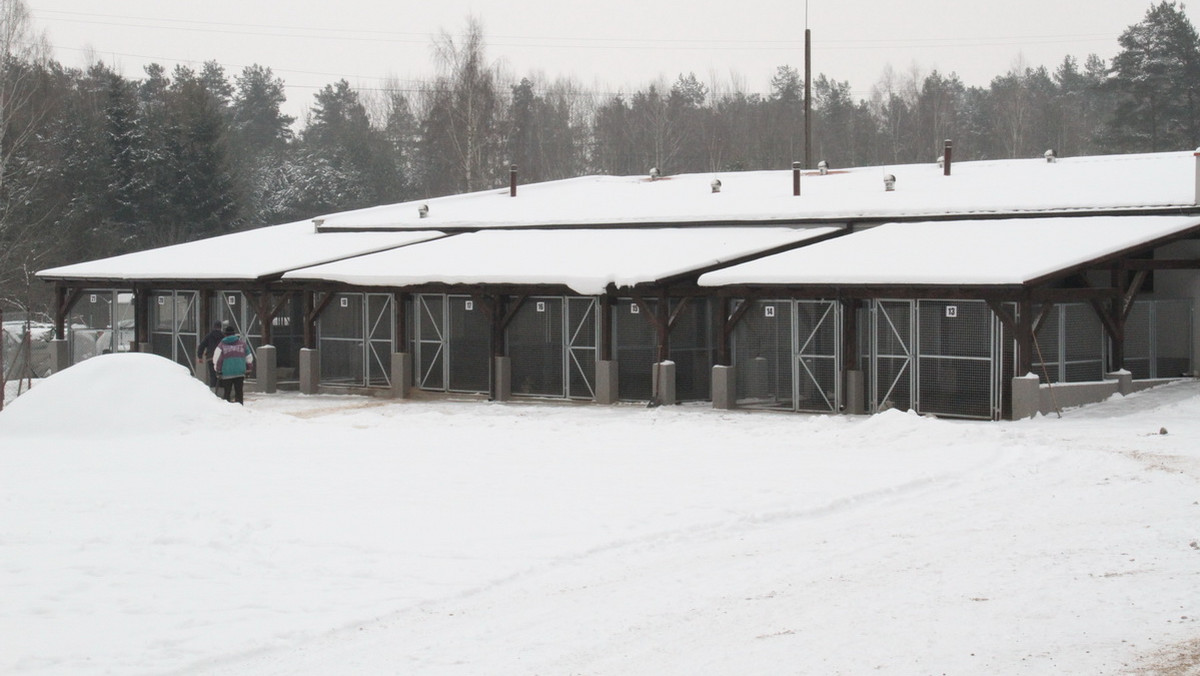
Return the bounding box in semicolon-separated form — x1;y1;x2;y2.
0;352;246;436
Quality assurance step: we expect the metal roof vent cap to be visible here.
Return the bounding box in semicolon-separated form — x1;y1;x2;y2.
818;160;829;175
649;167;661;180
418;204;429;219
711;178;722;193
884;174;896;192
1044;149;1057;163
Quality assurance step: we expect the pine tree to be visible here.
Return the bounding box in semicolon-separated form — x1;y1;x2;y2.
1108;1;1200;151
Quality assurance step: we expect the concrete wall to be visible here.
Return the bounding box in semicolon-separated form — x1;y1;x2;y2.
1010;372;1156;418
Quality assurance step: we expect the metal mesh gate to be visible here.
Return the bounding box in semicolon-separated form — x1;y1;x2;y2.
317;293;393;388
732;300;795;410
872;300;913;413
916;300;998;419
795;301;840;412
730;299;840;412
868;300;1002;420
568;298;598;399
670;299;713;402
614;299;656;401
415;294;490;394
70;289;133;362
509;297;565;397
149;291;199;373
506;296;598;399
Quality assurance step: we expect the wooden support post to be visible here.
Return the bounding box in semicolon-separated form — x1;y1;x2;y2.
655;291;670;363
600;294;613;362
302;292;317;349
395;292;409;353
251;290;272;346
716;297;732;366
842;298;860;372
134;289;151;351
198;289;213;339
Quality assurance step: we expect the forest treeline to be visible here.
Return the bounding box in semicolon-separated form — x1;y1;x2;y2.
3;1;1200;311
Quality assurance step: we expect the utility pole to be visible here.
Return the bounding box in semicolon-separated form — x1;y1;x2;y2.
804;0;812;169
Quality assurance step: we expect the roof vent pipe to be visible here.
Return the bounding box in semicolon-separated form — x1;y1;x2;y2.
418;204;429;219
649;167;660;181
509;164;518;196
1044;149;1057;163
942;139;953;176
792;161;802;196
818;160;828;175
1194;147;1200;205
884;174;896;192
711;178;722;193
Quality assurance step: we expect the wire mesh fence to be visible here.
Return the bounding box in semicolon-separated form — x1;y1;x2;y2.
508;297;567;397
732;299;795;410
915;300;996;420
1122;299;1192;379
316;293;393;388
614;298;657;401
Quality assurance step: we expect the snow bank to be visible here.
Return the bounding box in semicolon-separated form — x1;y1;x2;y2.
0;353;247;437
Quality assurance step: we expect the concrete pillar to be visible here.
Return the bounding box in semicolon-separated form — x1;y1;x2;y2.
844;369;865;415
652;361;677;406
494;356;512;402
257;345;277;394
595;360;619;404
50;339;70;375
1106;370;1134;396
391;352;412;399
1010;374;1041;420
299;347;320;395
711;364;736;410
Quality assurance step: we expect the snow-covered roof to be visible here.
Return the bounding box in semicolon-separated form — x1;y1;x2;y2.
283;227;839;295
315;152;1200;232
38;220;445;283
698;215;1200;287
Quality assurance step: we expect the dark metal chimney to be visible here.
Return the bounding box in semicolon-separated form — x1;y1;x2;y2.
792;161;802;196
509;164;518;197
943;140;953;176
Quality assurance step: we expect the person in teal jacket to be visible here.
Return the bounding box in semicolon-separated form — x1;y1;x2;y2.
211;324;254;404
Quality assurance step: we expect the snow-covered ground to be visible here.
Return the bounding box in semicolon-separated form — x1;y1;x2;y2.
2;353;1199;675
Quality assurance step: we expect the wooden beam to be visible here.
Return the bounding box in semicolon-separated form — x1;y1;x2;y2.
600;294;613;362
1120;269;1150;324
1032;302;1054;335
1121;258;1200;270
498;294;528;332
667;296;692;331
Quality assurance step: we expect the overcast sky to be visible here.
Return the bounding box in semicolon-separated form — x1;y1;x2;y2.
24;1;1186;123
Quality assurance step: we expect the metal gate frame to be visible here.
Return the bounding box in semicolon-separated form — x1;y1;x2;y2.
507;296;599;400
414;294;491;394
793;300;841;413
567;297;599;400
870;300;914;414
314;292;393;388
150;290;199;372
870;299;1003;420
730;299;841;412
